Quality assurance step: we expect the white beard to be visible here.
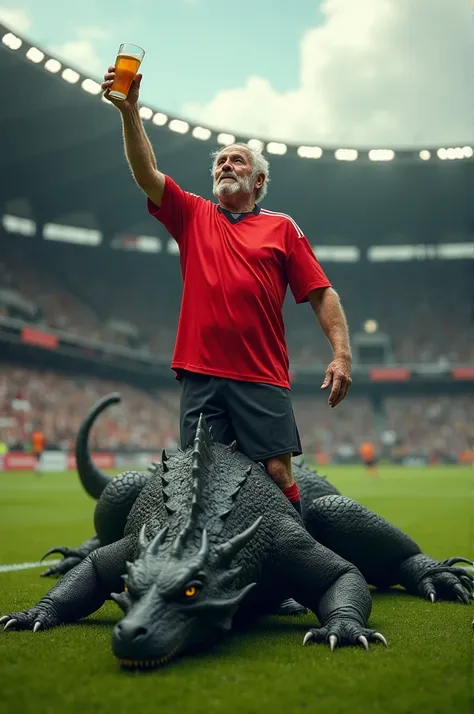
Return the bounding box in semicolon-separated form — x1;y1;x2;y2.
213;173;254;199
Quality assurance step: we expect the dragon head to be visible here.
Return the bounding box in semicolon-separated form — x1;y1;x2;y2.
111;414;262;670
111;518;261;670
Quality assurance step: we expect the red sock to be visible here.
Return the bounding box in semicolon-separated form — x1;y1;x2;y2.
282;482;300;503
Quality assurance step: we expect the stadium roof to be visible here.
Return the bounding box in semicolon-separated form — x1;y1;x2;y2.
1;24;473;249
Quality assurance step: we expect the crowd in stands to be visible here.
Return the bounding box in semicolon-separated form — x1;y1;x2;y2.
1;240;473;366
1;364;472;461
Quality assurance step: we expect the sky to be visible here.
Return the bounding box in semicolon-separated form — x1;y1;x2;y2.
0;0;472;147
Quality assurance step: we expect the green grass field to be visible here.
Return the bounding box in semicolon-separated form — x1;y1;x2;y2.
0;466;472;714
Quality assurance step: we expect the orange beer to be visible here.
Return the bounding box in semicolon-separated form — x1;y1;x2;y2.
109;43;145;101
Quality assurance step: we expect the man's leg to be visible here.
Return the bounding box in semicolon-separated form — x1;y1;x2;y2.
265;453;302;516
225;379;303;513
225;378;307;616
179;371;235;449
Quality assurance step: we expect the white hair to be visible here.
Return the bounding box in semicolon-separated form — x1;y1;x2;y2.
210;143;271;203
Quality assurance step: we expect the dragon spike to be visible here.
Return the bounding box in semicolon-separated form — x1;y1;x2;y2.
147;465;155;474
171;530;186;558
216;516;263;566
161;448;169;462
195;528;209;569
174;413;214;553
148;525;169;556
138;523;148;552
162;461;169;474
229;440;237;453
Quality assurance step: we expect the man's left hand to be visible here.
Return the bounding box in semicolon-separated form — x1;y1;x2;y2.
321;357;352;408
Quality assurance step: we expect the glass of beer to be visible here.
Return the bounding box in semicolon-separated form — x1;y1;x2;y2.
109;43;145;100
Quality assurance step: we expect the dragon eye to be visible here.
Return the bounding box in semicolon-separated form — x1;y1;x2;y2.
185;585;197;598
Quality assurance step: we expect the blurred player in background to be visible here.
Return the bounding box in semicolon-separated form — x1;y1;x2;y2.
359;440;377;477
32;427;45;475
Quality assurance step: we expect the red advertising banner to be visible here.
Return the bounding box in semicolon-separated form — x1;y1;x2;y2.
67;453;115;470
4;452;37;470
452;367;474;380
369;368;411;382
21;327;59;350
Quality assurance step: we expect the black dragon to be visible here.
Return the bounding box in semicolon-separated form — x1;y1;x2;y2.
1;394;472;671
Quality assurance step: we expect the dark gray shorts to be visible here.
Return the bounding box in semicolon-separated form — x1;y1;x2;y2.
179;371;302;461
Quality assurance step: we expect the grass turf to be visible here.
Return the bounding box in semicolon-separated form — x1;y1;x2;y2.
0;465;472;714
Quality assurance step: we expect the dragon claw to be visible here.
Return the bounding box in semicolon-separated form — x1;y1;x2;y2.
3;618;18;631
302;623;387;651
374;632;388;646
33;621;42;632
0;615;10;625
429;592;436;603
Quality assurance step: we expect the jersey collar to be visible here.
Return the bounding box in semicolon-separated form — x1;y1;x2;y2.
217;204;261;224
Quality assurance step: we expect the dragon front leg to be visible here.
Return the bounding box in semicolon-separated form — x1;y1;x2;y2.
40;470;150;578
2;537;134;632
303;495;473;605
41;535;101;577
275;526;388;651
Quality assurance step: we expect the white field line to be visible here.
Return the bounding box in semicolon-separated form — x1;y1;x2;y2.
0;559;60;573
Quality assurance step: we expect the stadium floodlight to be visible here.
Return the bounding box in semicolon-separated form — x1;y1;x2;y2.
315;246;360;262
436;243;474;260
297;145;323;159
139;106;153;120
419;150;431;161
368;149;395;162
62;68;80;84
44;58;61;73
364;320;378;334
217;133;235;146
247;139;264;152
43;223;102;246
152;112;168;126
136;236;162;253
169;119;190;134
335;148;358;161
462;146;473;158
437;148;447;160
167;239;180;255
2;33;22;50
266;142;287;155
192;126;212;141
2;214;36;236
26;47;45;63
81;78;102;95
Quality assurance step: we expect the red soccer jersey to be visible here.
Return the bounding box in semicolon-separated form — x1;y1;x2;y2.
147;175;332;389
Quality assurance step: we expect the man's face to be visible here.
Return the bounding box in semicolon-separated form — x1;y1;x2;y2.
212;146;257;199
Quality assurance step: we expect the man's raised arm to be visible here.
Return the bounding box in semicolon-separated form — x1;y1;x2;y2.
102;67;165;207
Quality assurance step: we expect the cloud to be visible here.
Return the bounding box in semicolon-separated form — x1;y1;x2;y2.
0;7;32;33
182;0;473;147
49;27;111;76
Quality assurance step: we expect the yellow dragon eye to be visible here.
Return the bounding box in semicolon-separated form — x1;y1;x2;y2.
185;586;197;598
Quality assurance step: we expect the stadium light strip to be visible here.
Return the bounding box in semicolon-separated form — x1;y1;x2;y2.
1;24;473;163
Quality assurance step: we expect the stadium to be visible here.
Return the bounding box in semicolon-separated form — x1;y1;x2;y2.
0;17;472;714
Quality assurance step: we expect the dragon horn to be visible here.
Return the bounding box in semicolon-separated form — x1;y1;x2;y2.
148;525;169;556
195;528;209;568
138;524;148;553
216;516;263;566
